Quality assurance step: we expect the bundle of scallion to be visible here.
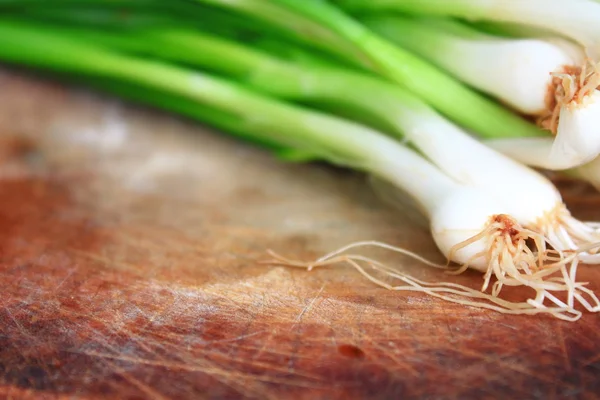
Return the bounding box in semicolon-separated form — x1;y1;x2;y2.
3;0;599;166
10;19;600;263
0;0;599;320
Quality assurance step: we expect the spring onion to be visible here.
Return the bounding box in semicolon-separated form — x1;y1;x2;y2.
363;15;583;116
363;14;600;170
1;19;597;319
335;0;600;58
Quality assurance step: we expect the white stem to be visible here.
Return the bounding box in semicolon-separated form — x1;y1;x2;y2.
363;135;458;217
485;137;572;170
397;110;562;225
362;0;600;58
483;138;600;260
365;15;584;114
470;0;600;58
485;91;600;170
444;39;579;114
427;187;515;271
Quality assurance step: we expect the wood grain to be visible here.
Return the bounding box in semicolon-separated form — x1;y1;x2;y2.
0;69;599;400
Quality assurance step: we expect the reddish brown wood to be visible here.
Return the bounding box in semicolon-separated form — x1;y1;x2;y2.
0;71;599;400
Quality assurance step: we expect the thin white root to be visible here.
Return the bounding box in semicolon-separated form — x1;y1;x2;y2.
264;218;600;321
534;202;600;263
306;240;448;271
266;248;586;321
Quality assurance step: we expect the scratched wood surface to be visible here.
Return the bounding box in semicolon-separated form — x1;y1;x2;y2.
1;69;600;400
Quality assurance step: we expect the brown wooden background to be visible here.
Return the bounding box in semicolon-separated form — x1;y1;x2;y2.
1;69;599;400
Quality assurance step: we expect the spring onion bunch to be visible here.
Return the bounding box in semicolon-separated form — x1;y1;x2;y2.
18;21;600;266
2;20;598;319
1;0;599;320
8;0;598;169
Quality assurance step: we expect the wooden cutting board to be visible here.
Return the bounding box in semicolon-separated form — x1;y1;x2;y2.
1;69;599;400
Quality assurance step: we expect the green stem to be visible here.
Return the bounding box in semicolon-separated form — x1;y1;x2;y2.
193;0;373;70
139;30;426;137
465;20;558;39
1;1;257;29
0;18;459;206
75;76;314;161
11;20;545;143
4;1;360;72
195;0;545;138
334;0;473;15
361;15;460;65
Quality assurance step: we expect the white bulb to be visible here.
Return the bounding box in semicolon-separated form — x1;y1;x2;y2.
430;188;511;272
